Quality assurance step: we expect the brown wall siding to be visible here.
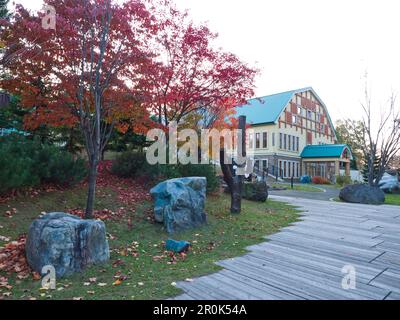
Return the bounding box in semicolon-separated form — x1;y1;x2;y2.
280;91;335;141
291;103;297;114
285;111;292;125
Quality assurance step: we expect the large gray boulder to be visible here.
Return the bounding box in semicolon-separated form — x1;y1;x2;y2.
339;184;385;205
26;212;110;278
150;177;207;234
242;181;269;202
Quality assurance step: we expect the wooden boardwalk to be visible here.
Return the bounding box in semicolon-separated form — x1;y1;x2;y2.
172;196;400;300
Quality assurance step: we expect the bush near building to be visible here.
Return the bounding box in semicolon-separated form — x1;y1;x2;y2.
312;176;331;185
336;175;352;186
111;151;220;193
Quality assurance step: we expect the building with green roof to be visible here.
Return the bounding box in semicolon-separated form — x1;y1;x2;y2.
235;87;352;182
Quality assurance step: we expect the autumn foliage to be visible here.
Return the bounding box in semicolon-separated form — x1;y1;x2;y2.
1;0;154;133
146;0;257;128
0;0;257;217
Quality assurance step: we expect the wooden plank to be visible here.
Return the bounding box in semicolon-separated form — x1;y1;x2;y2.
174;283;212;300
172;195;400;300
266;228;383;253
384;292;400;300
370;269;400;293
247;245;384;283
298;208;364;219
362;215;400;224
204;272;288;300
250;241;386;275
177;281;233;300
361;211;400;219
217;269;303;300
266;232;384;262
195;274;260;300
375;233;400;244
299;215;370;228
218;258;377;300
281;226;383;247
217;259;336;300
375;241;400;254
361;219;400;230
230;254;389;300
374;252;400;267
291;220;382;238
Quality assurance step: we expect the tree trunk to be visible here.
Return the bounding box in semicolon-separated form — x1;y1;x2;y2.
367;154;374;186
230;176;242;214
220;115;246;214
85;159;98;219
220;149;241;214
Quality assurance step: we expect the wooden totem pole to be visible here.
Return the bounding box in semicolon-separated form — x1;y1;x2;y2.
220;115;247;214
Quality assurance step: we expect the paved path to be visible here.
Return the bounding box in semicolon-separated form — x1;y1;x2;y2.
172;196;400;300
268;185;340;201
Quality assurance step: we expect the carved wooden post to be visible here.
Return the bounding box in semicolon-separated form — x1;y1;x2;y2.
220;116;246;214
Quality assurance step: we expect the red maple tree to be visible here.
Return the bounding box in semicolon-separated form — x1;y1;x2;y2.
1;0;257;219
146;0;257;129
0;0;155;218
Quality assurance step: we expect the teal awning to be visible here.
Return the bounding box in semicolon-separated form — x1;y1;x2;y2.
301;144;353;159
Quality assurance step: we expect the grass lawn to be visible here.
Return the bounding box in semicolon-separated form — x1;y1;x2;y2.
0;186;299;300
271;183;323;193
383;193;400;206
333;194;400;206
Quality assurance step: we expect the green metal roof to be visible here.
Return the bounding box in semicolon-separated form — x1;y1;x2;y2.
235;89;298;125
235;87;337;140
301;144;353;159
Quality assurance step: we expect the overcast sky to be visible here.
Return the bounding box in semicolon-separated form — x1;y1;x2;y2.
14;0;400;123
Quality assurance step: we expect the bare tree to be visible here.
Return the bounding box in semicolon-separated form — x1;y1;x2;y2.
347;86;400;186
389;155;400;170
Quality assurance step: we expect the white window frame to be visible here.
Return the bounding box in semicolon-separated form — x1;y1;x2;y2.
262;132;268;149
248;133;254;149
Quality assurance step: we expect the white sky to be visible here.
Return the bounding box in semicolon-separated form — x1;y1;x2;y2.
13;0;400;123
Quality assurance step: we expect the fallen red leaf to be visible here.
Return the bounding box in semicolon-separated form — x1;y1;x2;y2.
0;235;33;280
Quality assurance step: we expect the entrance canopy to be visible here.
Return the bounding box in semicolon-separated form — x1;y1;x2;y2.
301;144;353;160
300;144;353;181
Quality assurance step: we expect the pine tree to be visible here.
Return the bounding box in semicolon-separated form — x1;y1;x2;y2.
362;156;381;183
0;0;9;19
